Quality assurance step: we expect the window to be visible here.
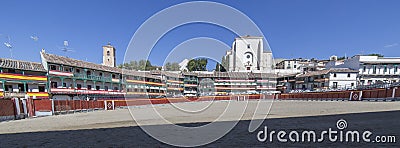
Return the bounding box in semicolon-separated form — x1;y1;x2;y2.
104;86;108;91
333;73;337;77
77;84;82;89
38;86;45;92
96;86;100;90
51;82;57;88
99;73;103;77
107;51;110;56
395;65;398;73
384;65;387;73
333;82;338;89
50;65;57;70
351;83;354;87
62;83;66;87
363;66;366;72
86;71;91;76
247;44;250;49
114;87;118;91
5;85;12;92
294;65;297;68
76;69;80;73
18;84;25;92
112;74;116;79
347;73;351;78
87;85;92;90
373;65;377;74
64;67;72;72
247;67;250;70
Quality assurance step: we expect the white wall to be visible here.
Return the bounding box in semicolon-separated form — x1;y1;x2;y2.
328;72;357;89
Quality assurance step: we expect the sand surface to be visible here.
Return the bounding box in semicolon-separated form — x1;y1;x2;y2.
1;100;399;134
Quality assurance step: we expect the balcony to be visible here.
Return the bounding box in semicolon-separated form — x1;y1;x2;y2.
73;73;112;82
3;92;27;98
184;78;198;82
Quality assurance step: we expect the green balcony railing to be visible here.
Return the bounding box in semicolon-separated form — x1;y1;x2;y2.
73;73;112;82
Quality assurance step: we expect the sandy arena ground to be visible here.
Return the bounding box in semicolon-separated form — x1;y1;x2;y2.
0;100;399;134
1;100;400;147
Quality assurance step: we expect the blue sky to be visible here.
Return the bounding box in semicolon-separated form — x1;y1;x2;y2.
1;0;400;67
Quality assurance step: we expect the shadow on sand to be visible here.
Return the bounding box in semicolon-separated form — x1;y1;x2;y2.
1;111;399;147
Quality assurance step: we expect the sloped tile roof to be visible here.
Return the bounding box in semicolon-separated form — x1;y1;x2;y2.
41;52;122;73
0;58;46;72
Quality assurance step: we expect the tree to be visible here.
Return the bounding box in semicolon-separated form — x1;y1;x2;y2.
215;63;226;72
170;63;180;71
163;62;180;71
118;60;161;71
365;53;384;57
187;58;208;71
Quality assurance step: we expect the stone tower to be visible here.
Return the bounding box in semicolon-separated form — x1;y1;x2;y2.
102;43;116;67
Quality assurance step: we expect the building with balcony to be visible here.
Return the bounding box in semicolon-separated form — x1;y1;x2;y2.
40;50;125;100
182;72;199;97
332;55;400;85
0;58;48;99
295;68;358;91
196;72;278;95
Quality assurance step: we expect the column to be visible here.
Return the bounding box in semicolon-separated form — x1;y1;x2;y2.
61;77;64;88
23;82;27;92
73;79;76;89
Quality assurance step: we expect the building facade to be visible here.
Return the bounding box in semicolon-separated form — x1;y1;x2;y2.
333;55;400;85
223;36;273;73
0;58;49;99
295;68;358;91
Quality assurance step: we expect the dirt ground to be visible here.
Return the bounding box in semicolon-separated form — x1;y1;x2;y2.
0;100;399;147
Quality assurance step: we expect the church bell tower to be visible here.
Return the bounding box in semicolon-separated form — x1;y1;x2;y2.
102;42;116;67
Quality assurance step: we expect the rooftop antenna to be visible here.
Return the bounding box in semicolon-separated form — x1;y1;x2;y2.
3;35;13;58
58;40;75;53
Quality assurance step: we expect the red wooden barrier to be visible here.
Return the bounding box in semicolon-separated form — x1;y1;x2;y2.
377;89;387;98
395;88;400;97
386;89;394;98
0;100;16;117
33;100;52;112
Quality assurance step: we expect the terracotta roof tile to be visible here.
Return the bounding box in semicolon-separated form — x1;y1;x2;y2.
0;58;46;72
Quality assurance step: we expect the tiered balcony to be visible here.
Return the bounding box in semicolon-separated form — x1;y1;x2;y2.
73;73;112;82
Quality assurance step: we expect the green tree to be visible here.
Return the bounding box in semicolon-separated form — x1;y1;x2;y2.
366;53;384;57
187;58;208;71
215;63;226;72
118;60;161;71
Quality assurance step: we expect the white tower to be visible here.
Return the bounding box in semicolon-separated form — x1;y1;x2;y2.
102;43;116;67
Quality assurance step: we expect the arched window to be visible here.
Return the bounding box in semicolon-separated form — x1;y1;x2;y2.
107;51;110;56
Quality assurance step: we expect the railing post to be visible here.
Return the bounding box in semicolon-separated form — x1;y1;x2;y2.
349;91;353;101
51;99;55;115
112;100;115;110
14;98;21;119
392;87;396;98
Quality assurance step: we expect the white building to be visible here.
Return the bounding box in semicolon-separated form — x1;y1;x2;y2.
223;36;273;73
179;59;189;71
275;58;329;75
296;68;358;91
333;55;400;85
